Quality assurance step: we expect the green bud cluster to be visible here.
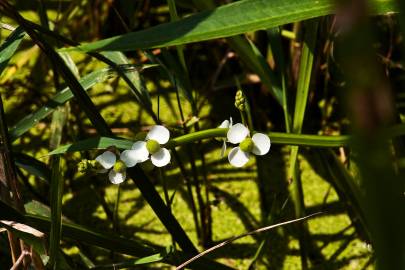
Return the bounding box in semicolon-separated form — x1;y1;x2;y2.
78;159;98;173
235;90;246;111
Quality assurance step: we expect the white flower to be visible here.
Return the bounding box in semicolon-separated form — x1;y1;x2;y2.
126;125;171;167
226;123;271;167
95;150;138;184
218;117;233;157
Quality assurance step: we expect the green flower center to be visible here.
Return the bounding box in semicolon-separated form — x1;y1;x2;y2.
239;137;254;152
146;139;161;154
113;160;126;172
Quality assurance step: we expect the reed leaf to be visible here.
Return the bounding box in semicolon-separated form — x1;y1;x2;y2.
71;0;397;52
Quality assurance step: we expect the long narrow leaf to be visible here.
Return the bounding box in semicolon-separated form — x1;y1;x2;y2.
14;152;51;182
71;0;397;52
48;155;64;269
0;26;25;75
288;19;319;269
8;65;150;141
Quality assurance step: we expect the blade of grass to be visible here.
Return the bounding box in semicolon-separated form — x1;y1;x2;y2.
48;91;68;270
0;21;159;122
315;149;370;240
268;27;292;132
288;19;319;269
101;51;153;110
70;0;397;52
90;248;169;269
8;65;151;141
48;155;63;269
0;26;25;75
0;1;112;137
228;36;284;105
14;153;51;183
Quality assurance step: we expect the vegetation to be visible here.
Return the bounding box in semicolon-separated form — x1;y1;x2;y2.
0;0;405;269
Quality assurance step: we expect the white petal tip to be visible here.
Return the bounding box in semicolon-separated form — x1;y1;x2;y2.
108;170;126;184
252;133;271;155
146;125;170;144
228;147;250;167
227;123;249;144
95;151;116;169
151;148;171;167
129;141;149;163
218;119;230;129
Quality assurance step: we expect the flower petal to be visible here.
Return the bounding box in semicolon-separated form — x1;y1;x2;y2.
228;147;250;167
95;151;116;169
252;133;271;155
108;170;126;184
130;141;149;162
229;117;233;127
220;140;227;157
151;148;171;167
227;123;249;144
120;150;139;167
218;119;230;129
146;125;170;144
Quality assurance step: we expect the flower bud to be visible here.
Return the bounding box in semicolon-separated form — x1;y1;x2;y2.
235;90;246;112
78;159;99;173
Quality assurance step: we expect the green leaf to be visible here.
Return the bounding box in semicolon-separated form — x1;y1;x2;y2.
7;14;112;137
287;19;319;268
71;0;397;52
49;156;64;269
191;0;284;105
90;247;171;269
0;26;25;76
267;27;291;131
8;65;147;141
14;152;51;182
315;149;370;239
101;51;152;107
227;36;283;105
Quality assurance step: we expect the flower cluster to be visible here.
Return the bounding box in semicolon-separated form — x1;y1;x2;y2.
95;125;171;184
91;119;271;184
222;122;271;167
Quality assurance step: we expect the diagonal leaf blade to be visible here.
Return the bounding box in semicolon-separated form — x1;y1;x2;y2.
71;0;397;52
0;26;25;76
8;65;149;141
